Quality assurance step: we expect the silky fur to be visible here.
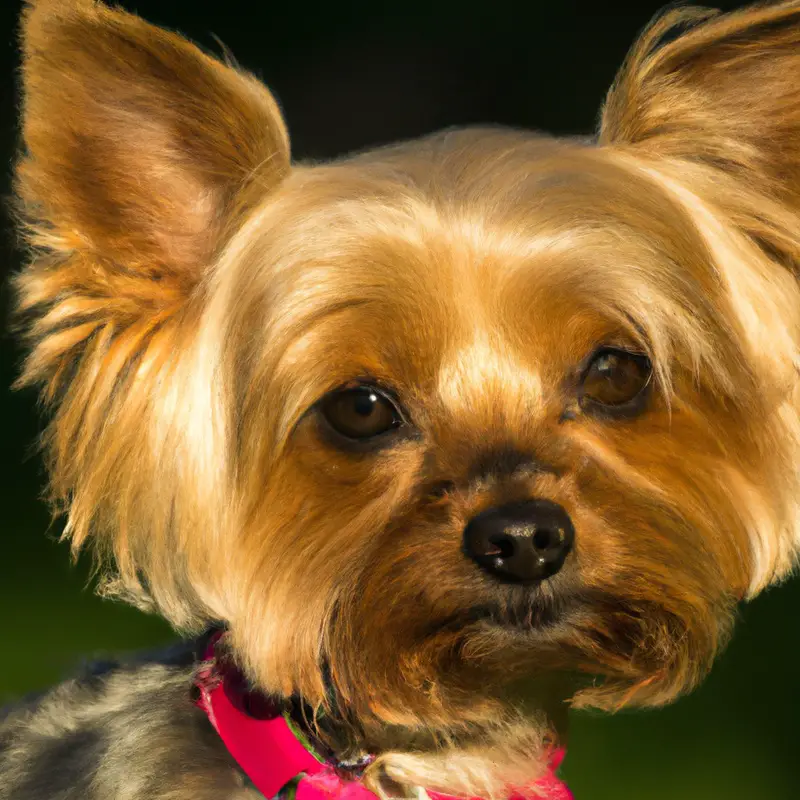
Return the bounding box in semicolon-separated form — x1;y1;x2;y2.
8;0;800;798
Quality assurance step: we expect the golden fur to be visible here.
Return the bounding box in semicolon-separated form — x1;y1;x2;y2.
11;0;800;797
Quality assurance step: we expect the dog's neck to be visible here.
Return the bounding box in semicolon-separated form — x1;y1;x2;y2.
197;630;571;796
288;661;573;770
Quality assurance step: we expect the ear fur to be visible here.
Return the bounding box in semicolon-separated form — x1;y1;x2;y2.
19;0;289;267
14;0;290;620
602;2;800;592
600;1;800;208
17;0;290;392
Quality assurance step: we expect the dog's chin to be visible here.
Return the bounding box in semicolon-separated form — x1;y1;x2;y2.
431;588;694;704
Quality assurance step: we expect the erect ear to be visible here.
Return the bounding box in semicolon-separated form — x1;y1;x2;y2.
13;1;291;618
599;2;800;206
18;0;289;276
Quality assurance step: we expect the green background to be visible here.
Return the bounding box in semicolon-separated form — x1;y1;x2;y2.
1;1;797;797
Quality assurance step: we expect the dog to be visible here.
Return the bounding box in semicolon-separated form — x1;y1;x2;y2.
4;0;800;797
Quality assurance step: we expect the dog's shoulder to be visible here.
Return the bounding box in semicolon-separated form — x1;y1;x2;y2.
0;632;252;800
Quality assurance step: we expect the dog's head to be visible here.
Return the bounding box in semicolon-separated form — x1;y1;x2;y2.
14;0;800;794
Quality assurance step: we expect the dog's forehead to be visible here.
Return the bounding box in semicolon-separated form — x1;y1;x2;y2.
235;133;703;401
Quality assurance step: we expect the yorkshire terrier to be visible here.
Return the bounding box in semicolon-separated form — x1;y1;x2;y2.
4;0;800;798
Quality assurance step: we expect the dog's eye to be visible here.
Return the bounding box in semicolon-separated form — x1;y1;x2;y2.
319;386;403;440
580;348;652;411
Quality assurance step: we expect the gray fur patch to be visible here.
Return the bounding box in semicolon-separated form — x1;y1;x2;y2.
0;651;259;800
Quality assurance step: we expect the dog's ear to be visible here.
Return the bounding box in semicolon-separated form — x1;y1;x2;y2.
14;0;290;617
602;3;800;597
17;0;289;309
600;2;800;205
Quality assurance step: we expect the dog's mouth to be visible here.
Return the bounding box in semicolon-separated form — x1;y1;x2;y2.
426;585;574;638
486;595;566;630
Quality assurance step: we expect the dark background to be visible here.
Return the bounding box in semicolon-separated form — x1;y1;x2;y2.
1;1;798;797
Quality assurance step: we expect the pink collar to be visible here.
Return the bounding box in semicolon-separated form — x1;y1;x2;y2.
194;635;572;800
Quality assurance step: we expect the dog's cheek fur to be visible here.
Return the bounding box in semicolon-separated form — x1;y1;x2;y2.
226;439;425;705
630;163;800;596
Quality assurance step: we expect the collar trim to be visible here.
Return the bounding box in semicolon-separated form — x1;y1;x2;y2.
194;634;572;800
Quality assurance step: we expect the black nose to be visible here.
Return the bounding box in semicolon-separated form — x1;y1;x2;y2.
463;500;575;584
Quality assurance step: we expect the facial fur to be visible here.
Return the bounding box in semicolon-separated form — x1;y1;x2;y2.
13;0;800;796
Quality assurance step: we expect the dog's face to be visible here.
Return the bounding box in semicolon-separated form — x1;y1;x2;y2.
14;0;800;791
216;135;797;732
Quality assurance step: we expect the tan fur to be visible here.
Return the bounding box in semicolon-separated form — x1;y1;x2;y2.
11;1;800;797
